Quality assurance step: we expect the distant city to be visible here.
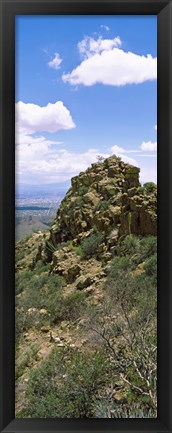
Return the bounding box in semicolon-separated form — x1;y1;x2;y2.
15;186;69;241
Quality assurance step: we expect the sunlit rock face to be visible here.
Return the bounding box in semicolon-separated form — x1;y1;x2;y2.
49;155;157;250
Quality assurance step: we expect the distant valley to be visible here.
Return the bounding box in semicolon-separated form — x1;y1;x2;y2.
15;191;67;241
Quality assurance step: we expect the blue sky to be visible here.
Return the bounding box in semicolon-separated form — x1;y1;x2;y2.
15;15;157;188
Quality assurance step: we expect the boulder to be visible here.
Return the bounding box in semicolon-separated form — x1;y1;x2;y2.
75;274;95;290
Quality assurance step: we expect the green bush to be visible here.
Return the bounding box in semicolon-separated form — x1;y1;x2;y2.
15;342;40;379
143;182;156;194
107;252;157;318
137;186;145;195
15;272;65;338
51;290;86;324
122;235;140;255
95;200;109;212
73;196;84;207
106;255;137;312
67;242;82;256
34;261;51;274
144;254;157;283
81;231;104;258
108;255;131;278
17;347;109;418
80;186;88;195
74;245;83;256
94;398;156;418
140;236;157;259
15;269;33;295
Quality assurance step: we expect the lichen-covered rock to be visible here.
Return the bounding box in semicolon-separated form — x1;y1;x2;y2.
46;154;156;258
75;274;95;290
53;250;81;283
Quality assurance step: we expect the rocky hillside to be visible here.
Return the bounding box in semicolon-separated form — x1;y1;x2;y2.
41;155;157;272
15;155;157;419
50;155;156;245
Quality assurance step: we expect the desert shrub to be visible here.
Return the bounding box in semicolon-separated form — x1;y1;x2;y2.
15;269;33;295
80;186;88;195
95;200;109;212
144;254;157;283
140;236;157;259
15;342;40;379
122;235;140;255
81;231;104;258
109;255;131;278
118;236;157;268
61;291;86;321
17;272;49;310
107;252;156;320
63;234;153;415
28;273;49;290
67;242;82;256
15;248;27;262
15;309;29;341
84;261;157;416
17;347;109;418
15;272;65;338
137;186;145;195
51;290;86;324
131;272;157;328
74;245;83;256
73;196;84;207
40;275;64;319
34;261;51;274
143;182;156;194
67;241;74;251
94;398;155;418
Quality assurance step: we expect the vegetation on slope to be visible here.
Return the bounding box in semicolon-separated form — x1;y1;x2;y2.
15;156;157;418
16;234;157;418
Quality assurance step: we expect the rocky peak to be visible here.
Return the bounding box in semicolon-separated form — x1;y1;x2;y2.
49;155;156;251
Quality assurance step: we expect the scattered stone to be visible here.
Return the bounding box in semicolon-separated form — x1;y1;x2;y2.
49;331;61;343
113;391;126;402
40;308;47;315
40;326;50;333
27;307;37;314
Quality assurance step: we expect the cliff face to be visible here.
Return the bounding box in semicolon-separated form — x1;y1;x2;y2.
50;155;157;249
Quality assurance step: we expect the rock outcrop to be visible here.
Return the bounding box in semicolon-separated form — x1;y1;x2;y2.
16;155;157;281
49;155;157;253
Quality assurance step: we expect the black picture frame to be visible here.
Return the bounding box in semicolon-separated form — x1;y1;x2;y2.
0;0;172;432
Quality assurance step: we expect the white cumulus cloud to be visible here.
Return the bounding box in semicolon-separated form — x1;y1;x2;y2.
140;141;157;151
15;100;76;184
62;35;157;87
110;145;139;166
16;141;108;185
111;144;126;154
48;52;63;69
15;101;75;134
111;144;142;155
140;167;157;184
78;35;122;59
